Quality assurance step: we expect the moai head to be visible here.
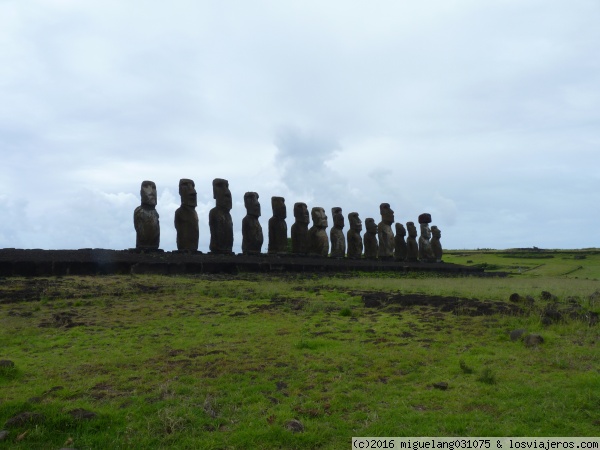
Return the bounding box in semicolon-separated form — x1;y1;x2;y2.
407;221;417;238
179;179;197;207
395;223;406;237
140;180;157;207
420;223;431;239
431;226;441;239
311;207;328;228
365;218;377;234
293;202;309;224
272;196;286;219
406;222;417;238
332;207;344;229
244;192;261;218
349;212;362;232
213;178;232;211
380;203;395;225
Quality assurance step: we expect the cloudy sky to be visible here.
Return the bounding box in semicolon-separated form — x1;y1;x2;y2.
1;0;598;252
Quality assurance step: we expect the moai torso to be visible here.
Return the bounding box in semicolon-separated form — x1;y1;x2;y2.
291;202;309;255
363;218;379;260
209;178;234;254
134;180;160;250
308;207;329;257
406;222;419;262
268;197;288;254
175;179;199;252
394;223;407;261
330;207;346;258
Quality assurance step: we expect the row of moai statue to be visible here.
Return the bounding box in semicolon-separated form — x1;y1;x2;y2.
133;179;443;262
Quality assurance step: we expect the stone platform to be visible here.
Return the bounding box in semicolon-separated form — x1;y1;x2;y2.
0;248;484;277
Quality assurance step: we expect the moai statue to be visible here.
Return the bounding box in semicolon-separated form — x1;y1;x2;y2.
209;178;234;254
418;213;435;262
330;207;346;258
174;178;199;252
378;203;395;260
346;212;363;259
431;226;443;263
241;192;263;255
308;207;329;257
406;221;419;262
363;218;379;260
291;202;309;255
394;223;407;261
134;180;160;250
268;196;288;254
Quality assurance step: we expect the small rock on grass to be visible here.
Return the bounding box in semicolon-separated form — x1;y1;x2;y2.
0;430;8;441
0;360;15;369
524;334;544;347
510;328;527;341
4;412;45;428
286;419;304;433
432;382;448;390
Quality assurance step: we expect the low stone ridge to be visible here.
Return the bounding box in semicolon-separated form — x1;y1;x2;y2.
0;249;484;277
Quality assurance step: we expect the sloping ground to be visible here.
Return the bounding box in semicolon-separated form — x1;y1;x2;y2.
0;248;484;276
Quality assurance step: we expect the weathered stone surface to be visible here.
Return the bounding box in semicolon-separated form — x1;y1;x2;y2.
291;202;309;255
286;419;304;433
268;197;288;254
308;207;329;257
394;223;407;261
406;222;419;262
241;192;263;255
378;203;395;259
330;207;346;258
174;179;199;252
346;212;363;259
363;218;378;260
430;225;443;262
419;223;435;262
209;178;234;254
134;180;160;250
524;334;544;347
0;430;8;441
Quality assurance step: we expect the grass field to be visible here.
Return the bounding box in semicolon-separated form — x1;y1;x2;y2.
1;250;599;449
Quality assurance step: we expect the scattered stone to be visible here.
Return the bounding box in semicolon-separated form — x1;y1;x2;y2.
0;360;15;369
276;381;288;391
133;180;160;250
0;430;8;441
524;334;544;347
510;328;527;341
4;412;45;428
525;295;535;305
346;212;363;259
541;304;563;325
286;419;304;433
68;408;97;420
432;382;448;390
27;397;43;404
509;293;521;302
541;291;556;301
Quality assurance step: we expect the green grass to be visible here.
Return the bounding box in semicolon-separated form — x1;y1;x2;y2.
0;251;599;448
